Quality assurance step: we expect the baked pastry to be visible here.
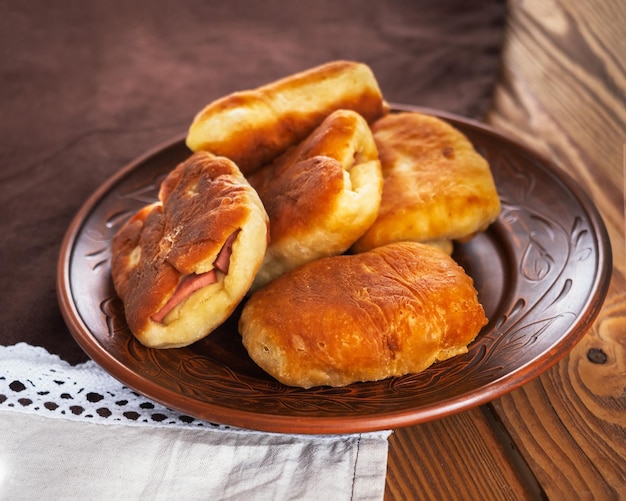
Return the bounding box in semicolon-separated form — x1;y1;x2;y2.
186;60;389;175
111;152;269;348
239;242;487;388
248;109;383;289
352;111;501;253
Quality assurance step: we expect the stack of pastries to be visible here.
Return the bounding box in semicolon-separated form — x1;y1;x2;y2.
110;60;501;388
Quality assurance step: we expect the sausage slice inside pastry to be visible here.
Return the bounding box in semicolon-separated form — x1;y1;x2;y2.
111;152;269;348
239;241;487;388
352;111;501;254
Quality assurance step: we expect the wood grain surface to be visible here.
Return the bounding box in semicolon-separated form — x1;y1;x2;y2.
385;0;626;498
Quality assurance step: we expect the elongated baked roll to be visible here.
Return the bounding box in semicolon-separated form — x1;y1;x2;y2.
111;152;269;348
186;60;389;175
352;111;501;253
240;242;487;388
248;109;383;289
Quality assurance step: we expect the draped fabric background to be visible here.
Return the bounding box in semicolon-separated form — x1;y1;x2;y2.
0;0;507;365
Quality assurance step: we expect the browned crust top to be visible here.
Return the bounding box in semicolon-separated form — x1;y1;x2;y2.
247;110;370;243
189;60;388;174
241;242;487;386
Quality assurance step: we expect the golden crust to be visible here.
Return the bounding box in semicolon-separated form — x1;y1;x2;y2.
352;112;501;253
248;109;383;289
111;151;269;348
239;242;487;388
186;60;389;175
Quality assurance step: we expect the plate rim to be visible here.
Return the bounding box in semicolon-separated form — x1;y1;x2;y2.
56;104;613;434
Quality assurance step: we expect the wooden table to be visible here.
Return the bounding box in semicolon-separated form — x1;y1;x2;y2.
385;1;626;498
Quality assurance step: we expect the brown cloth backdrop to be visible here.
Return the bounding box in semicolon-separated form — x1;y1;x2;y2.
0;0;507;364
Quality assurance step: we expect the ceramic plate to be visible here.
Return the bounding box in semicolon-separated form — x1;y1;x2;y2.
57;105;612;434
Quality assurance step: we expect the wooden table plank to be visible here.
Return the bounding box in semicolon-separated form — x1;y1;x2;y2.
488;0;625;247
385;407;535;500
485;0;626;498
385;0;624;498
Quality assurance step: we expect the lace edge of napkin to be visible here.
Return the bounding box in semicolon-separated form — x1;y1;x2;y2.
0;343;391;440
0;342;242;431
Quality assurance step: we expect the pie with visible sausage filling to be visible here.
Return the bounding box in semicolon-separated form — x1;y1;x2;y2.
111;151;269;348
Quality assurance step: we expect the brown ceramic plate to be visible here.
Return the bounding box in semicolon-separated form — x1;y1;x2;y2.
57;105;612;434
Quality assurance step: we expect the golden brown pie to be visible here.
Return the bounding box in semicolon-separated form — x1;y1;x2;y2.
186;60;389;175
248;109;383;289
352;111;501;253
111;152;269;348
240;242;487;388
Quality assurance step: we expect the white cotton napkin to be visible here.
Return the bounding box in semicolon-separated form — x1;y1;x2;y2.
0;344;391;500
